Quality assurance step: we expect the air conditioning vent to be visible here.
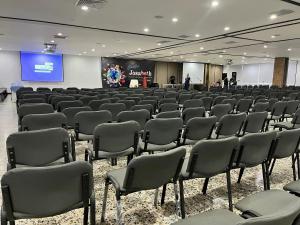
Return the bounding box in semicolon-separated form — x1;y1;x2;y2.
53;35;68;39
75;0;107;9
225;41;238;44
158;40;171;44
281;0;300;7
178;35;190;38
270;9;295;16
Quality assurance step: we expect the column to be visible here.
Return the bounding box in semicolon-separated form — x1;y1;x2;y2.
272;57;289;87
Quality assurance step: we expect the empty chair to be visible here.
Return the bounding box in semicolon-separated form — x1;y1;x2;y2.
62;106;92;128
131;93;145;99
159;98;177;105
177;137;239;217
200;97;213;111
236;99;253;113
117;109;150;131
182;99;203;110
153;92;164;99
284;100;299;119
222;98;237;112
156;110;181;119
21;113;67;131
79;96;98;106
86;121;140;165
99;103;126;121
178;94;192;105
210;103;231;121
37;87;51;92
1;161;95;225
101;147;186;224
265;101;287;129
131;104;154;116
21;93;46;100
269;128;300;183
215;113;246;138
104;97;120;103
117;99;135;110
273;108;300;130
114;93;128;99
6;128;74;169
252;102;269;112
51;96;75;109
159;103;179;112
97;93;110;99
234;131;277;190
140;118;183;154
88;99;111;111
57;100;84;112
125;96;141;104
144;96;159;101
18;98;46;105
182;116;217;145
241;112;268;135
139;100;157;113
182;107;206;125
213;96;228;105
74;110;112;141
165;91;178;99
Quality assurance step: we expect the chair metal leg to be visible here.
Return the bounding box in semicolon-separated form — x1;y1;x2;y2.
154;188;159;208
83;207;88;225
226;170;233;211
179;180;186;219
265;161;271;190
90;193;96;225
292;156;297;181
202;178;209;195
237;168;245;184
116;193;123;225
173;183;181;218
161;184;167;205
9;222;14;225
297;152;300;180
101;180;109;222
268;159;276;176
1;208;7;225
262;163;267;191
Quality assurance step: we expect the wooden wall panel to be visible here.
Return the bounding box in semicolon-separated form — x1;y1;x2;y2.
154;62;183;87
207;64;223;87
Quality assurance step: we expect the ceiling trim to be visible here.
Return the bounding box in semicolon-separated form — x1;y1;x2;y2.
281;0;300;7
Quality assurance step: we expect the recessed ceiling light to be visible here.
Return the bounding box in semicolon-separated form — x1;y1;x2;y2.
222;50;226;53
113;53;117;56
211;1;219;7
138;48;142;51
193;54;198;57
124;51;128;54
219;55;223;58
170;51;174;54
243;52;247;55
242;56;245;59
195;34;200;38
266;54;270;57
81;5;89;11
264;45;268;49
271;35;276;39
224;26;230;31
0;48;2;50
101;44;106;48
157;43;162;46
91;48;95;52
50;40;55;43
200;47;204;50
270;14;278;20
172;17;178;23
208;60;210;62
83;51;87;54
180;56;183;59
144;28;149;33
57;33;63;36
264;58;268;60
287;48;292;51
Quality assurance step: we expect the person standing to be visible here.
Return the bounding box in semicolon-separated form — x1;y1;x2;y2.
184;74;191;90
223;76;229;89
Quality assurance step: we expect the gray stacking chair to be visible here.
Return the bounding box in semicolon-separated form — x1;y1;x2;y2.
1;161;95;225
97;93;110;99
99;103;126;121
200;96;213;111
159;98;177;105
139;100;157;113
265;101;287;130
140;118;183;154
125;96;141;104
252;102;269;112
210;103;231;121
241;112;268;135
178;94;192;106
156;110;181;119
182;107;206;125
18;98;46;105
268;98;278;111
101;147;186;225
86;121;140;166
177;137;239;217
21;112;67;131
222;98;237;112
269;128;300;183
144;96;158;101
131;104;154;116
117;109;150;131
117;99;135;110
159;103;179;112
6;128;74;170
21;93;46;100
62;106;92;128
51;96;75;109
104;97;120;103
213;96;228;105
284;100;300;119
182;99;203;110
236;99;253;113
235;131;277;190
165;91;178;99
88;99;111;111
114;93;128;100
79;96;98;106
215;113;246;138
132;93;145;100
153;91;165;100
182;116;217;145
273;108;300;130
57;100;84;112
74;110;112;141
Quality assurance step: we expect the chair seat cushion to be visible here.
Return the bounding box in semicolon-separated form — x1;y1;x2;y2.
78;133;93;141
172;209;242;225
267;115;281;120
271;121;294;129
284;180;300;195
92;148;134;158
139;141;177;152
107;168;127;191
235;190;299;216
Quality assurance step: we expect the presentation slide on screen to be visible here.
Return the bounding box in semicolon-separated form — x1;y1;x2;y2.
21;52;64;82
182;63;204;84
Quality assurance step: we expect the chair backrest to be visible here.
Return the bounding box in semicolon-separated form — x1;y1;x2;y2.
273;128;300;159
125;97;141;104
51;96;76;109
93;121;140;154
156;110;181;119
237;131;276;167
18;98;46;105
79;96;98;106
270;101;287;116
114;93;128;100
97;94;110;99
6;128;71;168
159;98;177;105
165;92;178;99
185;137;239;177
18;103;54;121
74;110;112;135
210;103;231;121
144;118;183;145
243;112;268;134
131;104;153;115
178;94;192;104
139;100;157;111
144;96;158;101
117;109;150;131
216;113;246;137
88;99;111;111
1;161;93;219
200;97;213;111
236;99;253;113
183;99;203;110
222;98;236;111
285;100;299;115
213;96;228;105
252;102;269;112
22;93;46;100
123;147;186;192
292;108;300;125
99;103;126;121
62;106;92;128
57;100;84;112
184;116;217;141
117;100;136;110
182;107;206;124
159;103;179;112
21;113;67;131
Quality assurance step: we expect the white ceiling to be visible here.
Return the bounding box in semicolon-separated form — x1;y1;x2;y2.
0;0;299;65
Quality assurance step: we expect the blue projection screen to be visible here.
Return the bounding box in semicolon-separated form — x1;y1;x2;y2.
21;52;64;82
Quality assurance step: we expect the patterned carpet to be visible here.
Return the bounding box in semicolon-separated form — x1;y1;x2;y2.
15;140;296;225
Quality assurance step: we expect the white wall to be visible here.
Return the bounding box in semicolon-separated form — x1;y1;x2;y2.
0;51;102;91
182;63;204;84
287;60;300;86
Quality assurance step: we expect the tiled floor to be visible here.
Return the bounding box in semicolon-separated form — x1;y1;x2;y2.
0;98;296;224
